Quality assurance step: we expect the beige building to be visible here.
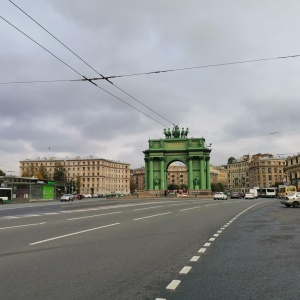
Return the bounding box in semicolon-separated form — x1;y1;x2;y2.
131;167;145;192
227;155;250;192
283;154;300;188
248;153;286;188
167;165;188;188
19;156;130;195
210;165;228;188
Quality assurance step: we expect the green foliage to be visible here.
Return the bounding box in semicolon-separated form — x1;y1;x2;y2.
180;183;188;190
75;176;81;193
21;165;35;177
228;157;236;164
130;178;137;193
38;165;50;180
53;163;66;182
168;183;179;190
211;182;225;192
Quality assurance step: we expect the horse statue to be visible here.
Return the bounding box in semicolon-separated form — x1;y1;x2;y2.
185;127;189;138
181;127;185;138
163;128;171;138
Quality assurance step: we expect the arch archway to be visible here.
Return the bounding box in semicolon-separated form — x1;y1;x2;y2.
143;135;211;195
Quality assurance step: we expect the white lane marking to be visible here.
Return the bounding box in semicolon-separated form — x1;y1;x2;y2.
179;266;192;274
213;234;219;237
166;280;181;290
198;248;206;253
156;298;166;300
221;227;226;230
0;222;46;230
29;223;120;245
42;212;60;215
209;238;215;242
133;212;172;221
179;206;202;211
190;256;200;262
133;206;163;211
23;214;41;217
224;224;229;227
168;203;191;206
1;216;21;219
67;212;121;221
217;230;222;233
204;243;211;247
204;204;218;207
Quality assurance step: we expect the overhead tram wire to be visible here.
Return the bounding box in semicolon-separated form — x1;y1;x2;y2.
0;79;82;84
8;0;174;127
0;15;168;127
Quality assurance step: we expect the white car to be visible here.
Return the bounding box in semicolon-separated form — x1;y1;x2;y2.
60;194;74;202
84;194;92;198
244;193;255;199
280;192;300;208
214;192;227;200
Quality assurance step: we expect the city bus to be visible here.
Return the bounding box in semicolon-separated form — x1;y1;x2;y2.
0;188;12;204
277;185;297;199
257;188;276;198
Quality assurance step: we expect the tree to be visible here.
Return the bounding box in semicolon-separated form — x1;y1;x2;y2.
53;163;66;182
36;165;50;180
75;176;81;193
180;183;188;190
168;183;179;190
228;157;236;164
130;178;137;193
21;165;35;177
211;182;225;192
0;169;6;176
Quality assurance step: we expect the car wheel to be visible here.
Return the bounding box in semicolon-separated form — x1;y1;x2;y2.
292;201;299;208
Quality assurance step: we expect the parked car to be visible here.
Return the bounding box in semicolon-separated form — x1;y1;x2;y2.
92;194;98;198
73;194;84;200
244;193;255;199
280;192;300;208
214;192;227;200
83;194;92;198
231;192;241;199
60;194;74;202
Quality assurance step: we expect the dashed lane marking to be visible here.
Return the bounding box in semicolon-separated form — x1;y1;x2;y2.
67;212;122;221
209;238;215;242
204;243;211;247
198;248;206;253
133;206;163;211
133;212;172;221
166;280;181;290
0;222;46;230
190;256;200;262
179;266;192;274
29;223;120;245
179;206;202;211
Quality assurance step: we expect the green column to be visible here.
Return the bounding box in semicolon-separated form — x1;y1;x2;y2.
206;157;211;189
149;158;154;190
200;156;205;190
160;159;165;190
188;157;193;190
144;159;148;190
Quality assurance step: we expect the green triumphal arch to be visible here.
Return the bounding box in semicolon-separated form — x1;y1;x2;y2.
143;126;211;194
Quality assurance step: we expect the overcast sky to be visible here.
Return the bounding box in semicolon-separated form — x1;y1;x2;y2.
1;0;300;175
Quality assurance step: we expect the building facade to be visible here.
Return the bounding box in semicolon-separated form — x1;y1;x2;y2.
19;156;130;195
167;165;188;188
131;167;145;192
227;155;250;192
248;153;286;188
285;154;300;188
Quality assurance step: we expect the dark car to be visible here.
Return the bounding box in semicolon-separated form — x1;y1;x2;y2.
231;192;241;199
73;194;84;200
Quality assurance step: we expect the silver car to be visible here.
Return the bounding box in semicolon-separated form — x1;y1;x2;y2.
60;194;74;202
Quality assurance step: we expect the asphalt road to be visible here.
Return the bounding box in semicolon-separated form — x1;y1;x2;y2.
0;197;299;300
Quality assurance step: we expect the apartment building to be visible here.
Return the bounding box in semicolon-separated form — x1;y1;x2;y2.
248;153;286;188
284;154;300;188
19;156;130;195
227;155;250;192
131;167;145;192
167;164;188;187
